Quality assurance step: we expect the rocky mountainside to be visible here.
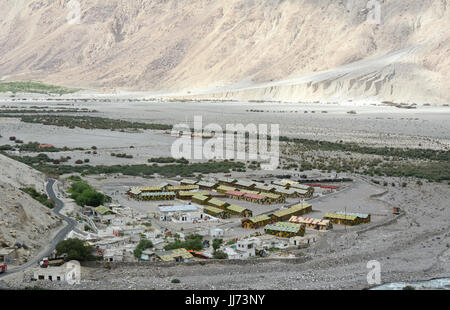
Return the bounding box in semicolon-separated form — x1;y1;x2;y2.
0;154;61;261
0;0;449;103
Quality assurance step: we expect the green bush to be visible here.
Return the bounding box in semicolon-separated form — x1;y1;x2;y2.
55;238;94;261
165;234;203;251
21;187;55;209
69;180;105;207
134;239;154;259
213;250;228;259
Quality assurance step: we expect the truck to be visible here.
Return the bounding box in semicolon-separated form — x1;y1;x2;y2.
0;264;6;274
39;257;65;268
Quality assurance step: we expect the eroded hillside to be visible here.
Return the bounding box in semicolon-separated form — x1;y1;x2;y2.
0;154;61;261
0;0;449;103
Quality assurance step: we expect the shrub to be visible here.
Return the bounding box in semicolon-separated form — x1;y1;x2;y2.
55;238;94;261
134;239;154;259
213;250;228;259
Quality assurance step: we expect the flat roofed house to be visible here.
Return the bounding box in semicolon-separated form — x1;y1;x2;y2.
240;189;260;195
177;191;211;199
139;191;176;201
271;180;289;188
254;183;277;193
226;204;253;217
158;182;170;190
289;216;333;230
92;206;117;223
196;181;218;190
192;194;210;205
206;198;229;210
292;188;310;197
217;177;237;186
271;203;312;222
290;183;314;197
180;179;198;186
140;249;157;262
241;215;272;229
335;211;371;223
140;186;165;193
260;192;285;203
264;222;305;238
33;263;76;283
158;205;198;213
279;179;299;185
216;185;237;194
243;193;268;204
155;248;194;262
0;247;17;263
127;187;142;198
226;190;246;200
273;186;297;198
323;213;360;226
234;180;257;190
203;206;230;219
290;183;311;190
167;185;199;192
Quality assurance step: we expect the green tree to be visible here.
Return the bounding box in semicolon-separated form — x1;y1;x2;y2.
55;238;93;261
213;250;228;259
134;239;154;259
212;238;223;251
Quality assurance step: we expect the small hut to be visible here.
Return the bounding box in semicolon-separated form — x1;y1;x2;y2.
241;215;271;229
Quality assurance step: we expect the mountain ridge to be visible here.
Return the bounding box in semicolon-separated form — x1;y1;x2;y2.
0;0;449;103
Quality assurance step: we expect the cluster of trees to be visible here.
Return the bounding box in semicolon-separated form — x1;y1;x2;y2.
17;159;246;178
20;187;55;209
69;180;107;207
55;238;94;261
18;115;172;131
17;142;82;153
134;239;154;259
164;234;204;251
111;153;133;158
212;238;228;259
148;157;189;164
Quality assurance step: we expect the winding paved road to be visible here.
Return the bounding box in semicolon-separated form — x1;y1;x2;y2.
0;179;76;279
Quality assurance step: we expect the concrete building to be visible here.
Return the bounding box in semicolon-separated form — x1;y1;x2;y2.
0;248;17;263
33;262;79;283
210;228;225;238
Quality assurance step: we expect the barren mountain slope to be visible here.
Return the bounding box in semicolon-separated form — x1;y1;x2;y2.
0;154;61;260
0;0;449;103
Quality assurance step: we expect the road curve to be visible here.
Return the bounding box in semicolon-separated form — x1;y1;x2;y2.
0;179;76;279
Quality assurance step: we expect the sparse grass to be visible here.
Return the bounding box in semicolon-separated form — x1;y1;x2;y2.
0;81;79;95
20;187;55;209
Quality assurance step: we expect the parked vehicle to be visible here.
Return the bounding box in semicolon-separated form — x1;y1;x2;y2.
39;257;65;268
0;264;7;274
